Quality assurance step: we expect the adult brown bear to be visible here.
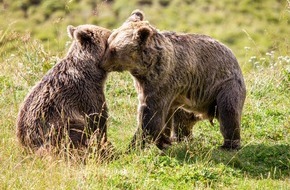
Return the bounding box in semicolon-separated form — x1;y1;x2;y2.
102;10;246;151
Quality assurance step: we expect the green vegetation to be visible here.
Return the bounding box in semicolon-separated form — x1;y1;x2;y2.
0;0;289;189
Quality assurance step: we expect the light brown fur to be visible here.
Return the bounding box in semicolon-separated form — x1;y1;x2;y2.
17;25;111;153
102;10;246;150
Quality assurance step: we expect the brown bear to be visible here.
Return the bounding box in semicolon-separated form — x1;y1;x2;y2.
101;10;246;151
17;24;111;153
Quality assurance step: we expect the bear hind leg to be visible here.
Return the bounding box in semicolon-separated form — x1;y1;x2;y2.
216;85;245;150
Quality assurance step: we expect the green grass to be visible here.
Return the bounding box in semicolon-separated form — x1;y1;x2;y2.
0;0;289;189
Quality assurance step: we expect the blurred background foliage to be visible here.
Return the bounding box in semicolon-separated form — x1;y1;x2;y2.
0;0;289;68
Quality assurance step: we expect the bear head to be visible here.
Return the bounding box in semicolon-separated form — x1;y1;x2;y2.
101;10;173;76
67;24;111;62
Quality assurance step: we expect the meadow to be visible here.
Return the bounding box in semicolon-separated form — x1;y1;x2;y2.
0;0;289;189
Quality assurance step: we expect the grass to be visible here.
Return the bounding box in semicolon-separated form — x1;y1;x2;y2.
0;0;290;189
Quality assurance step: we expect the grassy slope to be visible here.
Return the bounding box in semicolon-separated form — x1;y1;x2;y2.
0;0;289;189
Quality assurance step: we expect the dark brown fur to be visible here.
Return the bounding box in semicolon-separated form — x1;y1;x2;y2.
101;10;246;150
17;24;111;153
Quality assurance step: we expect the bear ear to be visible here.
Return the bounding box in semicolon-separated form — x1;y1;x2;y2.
75;30;92;44
67;25;75;39
136;26;152;43
127;9;144;22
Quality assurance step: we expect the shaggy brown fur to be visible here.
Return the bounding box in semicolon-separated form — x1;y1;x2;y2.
101;10;246;150
17;24;111;153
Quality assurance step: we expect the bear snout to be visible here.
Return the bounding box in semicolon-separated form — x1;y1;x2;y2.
99;48;117;71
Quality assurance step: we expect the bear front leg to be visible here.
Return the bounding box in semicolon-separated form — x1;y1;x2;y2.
142;105;172;150
129;104;172;151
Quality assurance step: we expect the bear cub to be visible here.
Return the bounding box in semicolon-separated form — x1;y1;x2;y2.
101;10;246;151
17;25;111;154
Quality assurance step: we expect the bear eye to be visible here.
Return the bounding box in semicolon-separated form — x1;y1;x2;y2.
110;47;117;55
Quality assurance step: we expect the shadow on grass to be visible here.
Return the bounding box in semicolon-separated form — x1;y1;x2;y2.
168;143;290;179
